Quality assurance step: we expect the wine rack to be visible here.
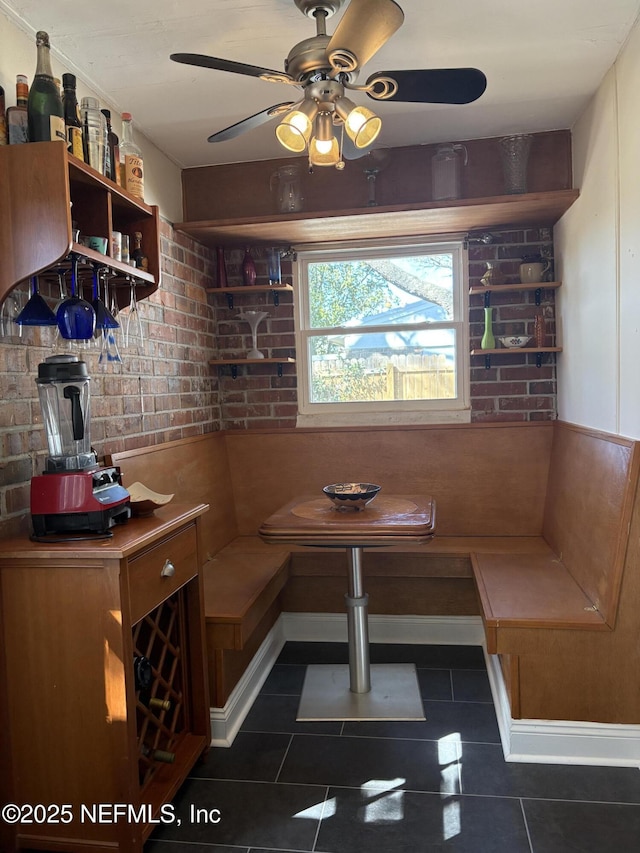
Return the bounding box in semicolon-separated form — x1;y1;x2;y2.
133;589;188;790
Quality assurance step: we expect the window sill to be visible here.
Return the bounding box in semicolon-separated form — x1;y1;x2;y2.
295;409;472;428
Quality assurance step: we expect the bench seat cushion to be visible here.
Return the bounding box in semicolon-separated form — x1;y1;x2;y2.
472;550;609;654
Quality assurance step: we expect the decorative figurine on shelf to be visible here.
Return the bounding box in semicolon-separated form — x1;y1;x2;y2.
216;247;228;288
480;261;504;286
237;311;268;359
242;248;257;287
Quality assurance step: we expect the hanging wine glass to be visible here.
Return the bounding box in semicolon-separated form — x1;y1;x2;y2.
15;276;57;327
91;265;119;331
0;293;22;339
56;253;96;341
124;278;144;352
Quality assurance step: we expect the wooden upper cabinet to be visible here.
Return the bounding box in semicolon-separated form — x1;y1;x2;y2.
0;140;160;308
177;129;578;247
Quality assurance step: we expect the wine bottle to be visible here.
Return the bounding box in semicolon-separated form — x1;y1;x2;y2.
0;85;7;145
7;75;29;144
131;232;148;271
133;655;152;692
149;697;171;712
141;744;175;764
62;73;84;161
27;31;65;144
119;112;144;199
101;108;120;185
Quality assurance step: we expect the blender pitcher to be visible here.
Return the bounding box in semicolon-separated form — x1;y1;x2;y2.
36;354;96;472
271;164;303;213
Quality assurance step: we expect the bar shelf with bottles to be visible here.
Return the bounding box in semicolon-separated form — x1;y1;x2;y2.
0;139;160;310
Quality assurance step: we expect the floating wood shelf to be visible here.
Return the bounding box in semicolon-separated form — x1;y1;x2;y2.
207;284;293;308
209;357;296;379
176;190;579;248
469;282;562;295
471;347;563;368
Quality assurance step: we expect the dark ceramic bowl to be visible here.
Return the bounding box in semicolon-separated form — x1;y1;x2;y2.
322;482;381;511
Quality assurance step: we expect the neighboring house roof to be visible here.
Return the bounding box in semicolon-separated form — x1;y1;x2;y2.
344;299;452;354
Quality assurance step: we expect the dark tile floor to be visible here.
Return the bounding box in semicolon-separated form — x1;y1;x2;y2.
147;642;640;853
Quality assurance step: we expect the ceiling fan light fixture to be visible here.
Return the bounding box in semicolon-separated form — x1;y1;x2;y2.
335;97;382;148
276;100;318;152
309;135;340;166
309;111;340;166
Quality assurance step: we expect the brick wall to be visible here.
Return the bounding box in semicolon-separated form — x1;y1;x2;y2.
213;227;557;427
0;222;556;536
0;220;218;538
469;226;557;421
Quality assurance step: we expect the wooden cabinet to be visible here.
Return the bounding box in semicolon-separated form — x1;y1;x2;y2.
0;503;210;853
0;140;160;309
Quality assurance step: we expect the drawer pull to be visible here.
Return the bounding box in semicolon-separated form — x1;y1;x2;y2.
161;559;175;578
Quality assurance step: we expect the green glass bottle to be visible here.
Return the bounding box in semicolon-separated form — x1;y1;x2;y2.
27;31;65;144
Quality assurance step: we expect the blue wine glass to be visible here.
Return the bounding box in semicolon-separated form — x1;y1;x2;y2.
15;277;57;327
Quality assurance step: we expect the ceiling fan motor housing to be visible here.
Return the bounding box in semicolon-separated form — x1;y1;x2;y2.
294;0;343;19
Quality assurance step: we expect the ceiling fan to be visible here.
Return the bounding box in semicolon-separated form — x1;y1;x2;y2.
171;0;487;169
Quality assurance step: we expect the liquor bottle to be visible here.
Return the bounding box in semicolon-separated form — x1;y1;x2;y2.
61;73;84;161
130;232;148;271
119;112;144;199
101;108;120;185
0;85;7;144
27;31;65;144
7;75;29;144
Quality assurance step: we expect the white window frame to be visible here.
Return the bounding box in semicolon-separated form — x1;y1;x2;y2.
294;236;470;428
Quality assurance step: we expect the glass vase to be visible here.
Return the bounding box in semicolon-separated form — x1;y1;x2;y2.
242;248;257;287
500;134;533;194
481;306;495;350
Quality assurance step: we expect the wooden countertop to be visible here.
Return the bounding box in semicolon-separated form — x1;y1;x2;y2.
0;502;209;562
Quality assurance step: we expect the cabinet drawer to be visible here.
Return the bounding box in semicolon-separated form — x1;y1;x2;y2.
128;524;198;624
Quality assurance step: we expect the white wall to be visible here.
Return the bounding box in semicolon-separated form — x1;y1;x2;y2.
555;17;640;438
0;12;183;223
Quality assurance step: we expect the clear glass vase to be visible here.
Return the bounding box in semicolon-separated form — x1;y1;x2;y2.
500;134;533;194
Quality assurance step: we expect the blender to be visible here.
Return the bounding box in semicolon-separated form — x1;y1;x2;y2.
30;354;131;536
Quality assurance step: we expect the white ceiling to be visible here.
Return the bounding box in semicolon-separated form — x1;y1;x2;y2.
2;0;639;169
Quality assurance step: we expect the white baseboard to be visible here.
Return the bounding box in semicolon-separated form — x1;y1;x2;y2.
209;612;640;767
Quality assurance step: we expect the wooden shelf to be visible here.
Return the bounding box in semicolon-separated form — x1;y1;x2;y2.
210;357;295;379
471;346;562;368
469;281;562;295
471;347;562;355
0;141;160;310
207;284;293;308
176;190;579;248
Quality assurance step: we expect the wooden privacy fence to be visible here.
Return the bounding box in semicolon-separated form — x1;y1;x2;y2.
313;353;455;401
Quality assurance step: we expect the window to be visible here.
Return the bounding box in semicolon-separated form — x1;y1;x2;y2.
295;239;469;426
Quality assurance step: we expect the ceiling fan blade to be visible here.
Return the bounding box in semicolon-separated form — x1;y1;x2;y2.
326;0;404;70
170;53;294;84
366;68;487;104
207;103;296;143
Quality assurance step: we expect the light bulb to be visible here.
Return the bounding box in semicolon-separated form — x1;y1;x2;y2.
275;101;317;153
335;97;382;149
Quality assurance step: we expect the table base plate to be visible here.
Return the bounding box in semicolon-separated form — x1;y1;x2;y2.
296;663;425;721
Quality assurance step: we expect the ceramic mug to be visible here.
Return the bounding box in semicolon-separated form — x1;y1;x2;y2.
519;260;550;283
88;235;109;255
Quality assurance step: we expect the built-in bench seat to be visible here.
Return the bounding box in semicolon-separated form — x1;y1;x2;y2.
109;420;640;729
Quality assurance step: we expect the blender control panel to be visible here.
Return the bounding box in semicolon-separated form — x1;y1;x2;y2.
92;467;130;505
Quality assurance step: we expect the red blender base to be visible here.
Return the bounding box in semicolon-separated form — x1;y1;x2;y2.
31;467;131;536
